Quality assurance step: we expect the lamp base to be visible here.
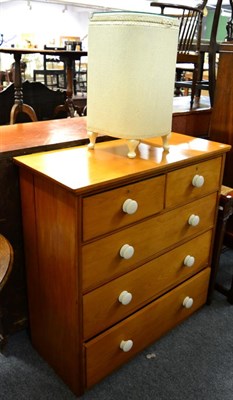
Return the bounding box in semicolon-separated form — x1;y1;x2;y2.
88;131;170;158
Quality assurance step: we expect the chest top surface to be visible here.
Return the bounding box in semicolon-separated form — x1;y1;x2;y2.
13;133;231;193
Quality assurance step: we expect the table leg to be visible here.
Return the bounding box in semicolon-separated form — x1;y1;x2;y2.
64;57;75;118
10;52;37;124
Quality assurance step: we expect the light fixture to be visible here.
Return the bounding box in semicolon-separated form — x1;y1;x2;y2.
87;12;179;158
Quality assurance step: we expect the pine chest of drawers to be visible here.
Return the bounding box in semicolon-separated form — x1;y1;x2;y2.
14;133;230;396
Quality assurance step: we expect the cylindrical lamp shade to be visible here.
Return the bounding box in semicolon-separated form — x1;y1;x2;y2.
87;12;179;158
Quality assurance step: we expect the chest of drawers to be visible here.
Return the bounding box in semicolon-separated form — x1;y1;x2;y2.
14;133;230;396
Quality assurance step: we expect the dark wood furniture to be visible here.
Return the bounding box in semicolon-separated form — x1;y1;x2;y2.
0;234;13;350
150;1;207;108
178;0;223;107
208;42;233;301
0;80;67;125
172;96;211;138
0;48;87;121
14;134;229;396
197;0;222;107
209;42;233;188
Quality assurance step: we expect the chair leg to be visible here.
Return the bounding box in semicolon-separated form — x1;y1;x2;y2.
190;64;198;108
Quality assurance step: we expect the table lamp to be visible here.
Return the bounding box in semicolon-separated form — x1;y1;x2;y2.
87;12;179;158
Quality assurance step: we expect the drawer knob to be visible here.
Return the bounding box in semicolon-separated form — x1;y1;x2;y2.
183;296;194;309
192;174;205;188
184;255;195;267
122;199;138;215
120;339;133;352
118;290;133;305
120;244;134;259
188;214;200;226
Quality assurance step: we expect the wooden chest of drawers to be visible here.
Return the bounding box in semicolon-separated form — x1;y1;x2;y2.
14;133;230;396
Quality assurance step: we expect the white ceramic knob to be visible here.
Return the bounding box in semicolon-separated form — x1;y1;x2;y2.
188;214;200;226
120;339;133;352
192;174;205;188
183;296;194;309
184;255;195;267
120;244;134;259
122;199;138;215
118;290;133;305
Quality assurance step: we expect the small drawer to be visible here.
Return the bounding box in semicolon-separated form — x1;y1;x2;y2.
166;157;222;208
82;193;217;291
82;175;165;241
83;230;212;340
84;267;210;389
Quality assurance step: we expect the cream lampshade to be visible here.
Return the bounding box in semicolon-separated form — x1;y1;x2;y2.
87;12;179;158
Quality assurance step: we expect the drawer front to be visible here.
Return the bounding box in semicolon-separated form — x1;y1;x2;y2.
82;193;217;291
82;175;165;241
166;157;222;208
83;230;212;340
84;267;210;389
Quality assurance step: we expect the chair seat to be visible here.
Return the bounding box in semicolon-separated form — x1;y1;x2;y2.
220;185;233;197
176;63;209;72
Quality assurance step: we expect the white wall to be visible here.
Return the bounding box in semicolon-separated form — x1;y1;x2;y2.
0;1;91;47
0;1;91;72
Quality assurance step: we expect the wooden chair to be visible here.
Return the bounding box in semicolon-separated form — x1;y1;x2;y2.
173;0;223;108
150;1;207;108
196;0;223;107
0;234;13;350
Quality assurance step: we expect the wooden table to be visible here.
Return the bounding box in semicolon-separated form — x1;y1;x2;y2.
0;48;87;122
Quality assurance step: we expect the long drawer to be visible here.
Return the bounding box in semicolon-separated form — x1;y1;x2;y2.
84;267;210;388
82;175;165;241
166;157;222;208
82;193;217;291
83;230;212;340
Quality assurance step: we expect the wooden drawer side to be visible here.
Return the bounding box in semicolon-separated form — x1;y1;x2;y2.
84;268;210;389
